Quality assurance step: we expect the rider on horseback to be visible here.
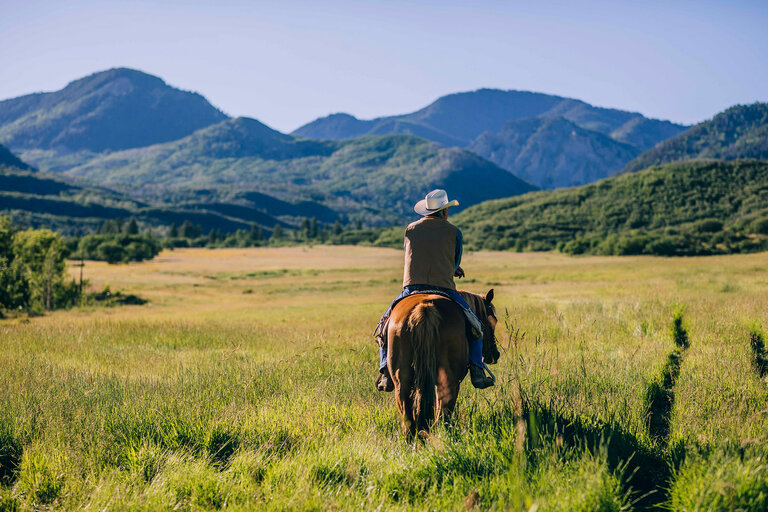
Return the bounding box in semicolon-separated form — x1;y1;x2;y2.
375;189;496;392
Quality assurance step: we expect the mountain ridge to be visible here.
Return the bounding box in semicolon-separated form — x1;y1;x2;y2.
293;88;687;149
0;68;228;152
56;117;537;221
623;103;768;173
468;116;640;189
293;88;688;188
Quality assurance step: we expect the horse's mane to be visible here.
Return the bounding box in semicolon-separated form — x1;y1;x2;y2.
457;290;495;321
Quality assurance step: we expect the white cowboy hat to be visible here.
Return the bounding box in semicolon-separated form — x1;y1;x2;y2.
414;189;459;216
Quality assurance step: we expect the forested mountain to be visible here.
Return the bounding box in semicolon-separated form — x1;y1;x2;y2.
0;145;318;235
468;117;640;188
0;165;273;235
623;103;768;173
294;88;687;188
0;143;33;171
0;68;228;152
59;117;536;222
452;160;768;255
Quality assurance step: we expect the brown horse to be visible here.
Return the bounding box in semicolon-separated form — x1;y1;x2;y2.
385;289;500;437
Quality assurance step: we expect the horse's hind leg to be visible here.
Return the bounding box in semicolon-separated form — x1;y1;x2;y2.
394;367;416;438
437;368;460;427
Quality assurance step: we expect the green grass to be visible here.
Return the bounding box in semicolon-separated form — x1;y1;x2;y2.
1;246;767;510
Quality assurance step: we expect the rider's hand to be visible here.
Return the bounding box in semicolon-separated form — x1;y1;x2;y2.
454;266;465;278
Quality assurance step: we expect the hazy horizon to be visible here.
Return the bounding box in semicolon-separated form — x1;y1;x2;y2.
1;0;766;133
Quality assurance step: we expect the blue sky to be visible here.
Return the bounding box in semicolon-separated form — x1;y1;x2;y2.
1;0;766;132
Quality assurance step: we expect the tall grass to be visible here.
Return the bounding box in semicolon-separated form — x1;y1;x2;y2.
0;246;767;510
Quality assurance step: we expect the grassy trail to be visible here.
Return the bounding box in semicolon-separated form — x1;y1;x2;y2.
1;247;767;510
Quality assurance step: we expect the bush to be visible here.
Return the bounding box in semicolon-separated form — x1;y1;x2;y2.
97;241;123;263
647;236;682;256
694;218;724;233
613;235;649;255
77;234;162;264
561;237;591;255
751;216;768;235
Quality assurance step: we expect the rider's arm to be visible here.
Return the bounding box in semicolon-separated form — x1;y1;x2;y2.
455;229;463;270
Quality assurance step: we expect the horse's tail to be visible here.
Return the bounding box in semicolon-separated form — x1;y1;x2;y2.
407;300;440;432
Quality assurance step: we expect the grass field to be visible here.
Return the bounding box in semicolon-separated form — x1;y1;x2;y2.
1;246;768;511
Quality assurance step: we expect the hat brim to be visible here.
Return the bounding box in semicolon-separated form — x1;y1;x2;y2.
414;199;459;216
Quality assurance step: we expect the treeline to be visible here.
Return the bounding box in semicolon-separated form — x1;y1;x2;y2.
66;217;386;264
72;218;162;264
0;216;81;313
163;218;373;248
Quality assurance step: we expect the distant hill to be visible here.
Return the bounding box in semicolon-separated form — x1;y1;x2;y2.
468;117;640;188
452;160;768;256
0;144;321;235
623;103;768;173
0;165;272;235
60;117;537;222
294;89;687;188
0;68;228;152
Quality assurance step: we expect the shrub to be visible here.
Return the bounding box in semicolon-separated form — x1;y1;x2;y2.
77;234;162;264
694;218;724;233
96;241;123;264
613;235;649;255
751;216;768;235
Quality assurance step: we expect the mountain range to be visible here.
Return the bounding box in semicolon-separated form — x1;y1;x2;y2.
0;67;765;249
294;88;688;188
0;69;537;226
60;117;536;220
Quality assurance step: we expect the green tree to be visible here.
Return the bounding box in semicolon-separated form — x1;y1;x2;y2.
125;218;139;235
13;228;68;310
310;218;318;239
0;258;30;309
271;224;284;241
0;216;14;263
250;224;263;243
0;217;30;310
168;222;179;238
299;218;310;239
179;221;203;239
97;242;123;264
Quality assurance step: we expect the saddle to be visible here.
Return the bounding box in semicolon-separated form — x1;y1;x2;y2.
374;289;484;348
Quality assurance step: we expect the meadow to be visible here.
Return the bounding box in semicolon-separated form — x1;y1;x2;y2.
1;246;767;511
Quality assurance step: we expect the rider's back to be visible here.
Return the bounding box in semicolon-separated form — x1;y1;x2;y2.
403;216;458;290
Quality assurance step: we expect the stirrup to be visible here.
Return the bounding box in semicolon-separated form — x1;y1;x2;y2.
481;362;496;385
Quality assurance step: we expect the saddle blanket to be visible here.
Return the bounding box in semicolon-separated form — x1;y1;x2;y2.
374;288;483;346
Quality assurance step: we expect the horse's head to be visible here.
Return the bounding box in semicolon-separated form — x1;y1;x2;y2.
481;289;500;365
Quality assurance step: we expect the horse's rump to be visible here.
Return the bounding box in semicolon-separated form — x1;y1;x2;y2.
389;294;467;434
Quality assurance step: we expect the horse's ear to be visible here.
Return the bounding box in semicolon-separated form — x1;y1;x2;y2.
485;289;494;304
